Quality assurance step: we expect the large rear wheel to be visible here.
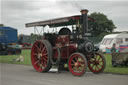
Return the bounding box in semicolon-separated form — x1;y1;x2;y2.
31;40;52;72
68;53;87;76
88;52;106;74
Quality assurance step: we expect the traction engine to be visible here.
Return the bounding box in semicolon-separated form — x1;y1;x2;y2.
26;9;106;76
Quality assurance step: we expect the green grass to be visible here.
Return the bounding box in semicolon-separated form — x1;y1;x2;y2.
0;50;128;74
0;50;31;65
104;54;128;74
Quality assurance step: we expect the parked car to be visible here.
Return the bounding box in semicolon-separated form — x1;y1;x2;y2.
99;32;128;53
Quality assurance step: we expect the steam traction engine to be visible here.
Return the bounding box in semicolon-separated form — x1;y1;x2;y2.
26;9;106;76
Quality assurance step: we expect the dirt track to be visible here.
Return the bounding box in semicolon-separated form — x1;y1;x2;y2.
0;63;128;85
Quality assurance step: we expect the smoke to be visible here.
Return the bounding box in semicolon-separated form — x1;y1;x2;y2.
71;3;83;11
56;1;83;13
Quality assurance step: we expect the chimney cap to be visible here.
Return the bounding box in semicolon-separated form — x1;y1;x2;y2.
80;9;88;14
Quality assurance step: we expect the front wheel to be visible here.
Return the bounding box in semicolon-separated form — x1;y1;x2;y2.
68;53;87;76
88;52;106;74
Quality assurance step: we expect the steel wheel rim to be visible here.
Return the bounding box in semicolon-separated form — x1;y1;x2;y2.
68;53;86;76
88;53;105;73
31;40;49;72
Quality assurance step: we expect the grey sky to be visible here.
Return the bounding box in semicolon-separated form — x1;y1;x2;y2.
1;0;128;35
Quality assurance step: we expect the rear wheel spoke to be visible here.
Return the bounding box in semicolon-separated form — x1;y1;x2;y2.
34;60;40;65
43;56;48;59
42;53;48;56
40;44;44;51
35;45;41;52
42;47;46;53
43;61;47;67
42;57;47;62
33;53;38;56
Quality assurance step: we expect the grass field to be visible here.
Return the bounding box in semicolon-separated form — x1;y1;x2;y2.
0;50;31;65
0;50;128;74
104;54;128;74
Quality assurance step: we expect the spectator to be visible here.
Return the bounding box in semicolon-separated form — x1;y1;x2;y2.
111;43;117;53
111;43;118;67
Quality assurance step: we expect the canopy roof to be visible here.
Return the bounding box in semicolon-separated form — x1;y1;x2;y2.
26;15;94;28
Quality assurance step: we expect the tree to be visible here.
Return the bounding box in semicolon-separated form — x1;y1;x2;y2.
88;12;116;36
0;24;4;27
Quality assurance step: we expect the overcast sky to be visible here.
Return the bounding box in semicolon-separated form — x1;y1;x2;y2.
1;0;128;35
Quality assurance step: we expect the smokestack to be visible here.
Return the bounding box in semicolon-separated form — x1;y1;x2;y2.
80;9;88;36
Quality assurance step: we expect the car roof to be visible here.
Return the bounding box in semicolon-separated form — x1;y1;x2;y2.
104;33;128;38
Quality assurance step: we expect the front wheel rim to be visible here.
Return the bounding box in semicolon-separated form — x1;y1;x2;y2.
88;53;106;73
68;53;87;76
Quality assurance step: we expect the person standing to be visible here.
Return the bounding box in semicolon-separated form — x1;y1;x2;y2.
111;43;117;67
111;43;117;53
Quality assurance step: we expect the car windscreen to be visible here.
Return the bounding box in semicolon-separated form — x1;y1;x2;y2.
102;38;113;45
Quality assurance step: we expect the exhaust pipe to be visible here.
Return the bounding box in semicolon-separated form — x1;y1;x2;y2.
80;9;88;37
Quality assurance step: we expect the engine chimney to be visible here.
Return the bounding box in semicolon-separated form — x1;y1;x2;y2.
80;9;88;37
